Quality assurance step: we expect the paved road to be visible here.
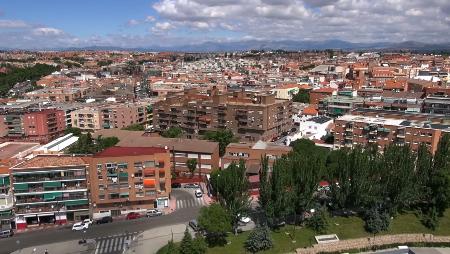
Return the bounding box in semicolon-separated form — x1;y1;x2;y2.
94;232;139;254
0;189;203;254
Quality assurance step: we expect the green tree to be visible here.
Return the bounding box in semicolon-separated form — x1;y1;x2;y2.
66;134;119;154
306;209;329;234
191;235;208;254
121;124;145;131
292;89;310;103
430;134;450;216
64;127;82;136
161;127;183;138
158;240;179;254
179;228;193;254
364;205;390;234
203;130;237;156
187;159;198;177
198;204;232;246
210;161;250;234
245;226;273;253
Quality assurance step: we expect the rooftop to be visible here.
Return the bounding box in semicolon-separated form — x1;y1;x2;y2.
0;142;40;160
12;155;89;170
94;146;168;158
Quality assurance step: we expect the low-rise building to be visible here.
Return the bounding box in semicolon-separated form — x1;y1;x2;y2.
89;146;171;216
221;141;292;175
11;155;90;229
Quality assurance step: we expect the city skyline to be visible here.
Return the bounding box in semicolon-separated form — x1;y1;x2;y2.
1;0;450;49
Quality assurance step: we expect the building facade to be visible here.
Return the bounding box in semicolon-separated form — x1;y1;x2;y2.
0;109;66;144
11;155;89;229
0;167;13;233
89;146;171;216
153;89;293;142
333;114;447;153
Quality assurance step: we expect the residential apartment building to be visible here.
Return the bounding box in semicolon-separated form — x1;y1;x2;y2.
71;103;147;132
221;141;292;175
423;87;450;115
333;114;448;153
24;87;88;102
0;109;66;143
153;88;293;142
11;155;90;229
0;166;13;233
93;129;220;176
89;146;171;216
318;95;364;117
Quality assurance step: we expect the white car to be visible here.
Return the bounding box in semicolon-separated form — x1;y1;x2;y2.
72;222;89;231
238;214;251;224
83;219;93;225
194;189;203;198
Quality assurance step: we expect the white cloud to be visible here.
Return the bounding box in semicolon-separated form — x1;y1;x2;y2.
32;27;64;36
151;21;175;33
145;16;156;22
127;19;140;26
0;19;29;28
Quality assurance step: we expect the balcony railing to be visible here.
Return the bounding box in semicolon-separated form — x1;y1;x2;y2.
14;185;87;194
14;175;86;183
15;204;89;214
15;195;88;205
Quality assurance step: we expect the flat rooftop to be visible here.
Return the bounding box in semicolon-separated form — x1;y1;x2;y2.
11;155;89;170
0;142;40;160
338;114;450;130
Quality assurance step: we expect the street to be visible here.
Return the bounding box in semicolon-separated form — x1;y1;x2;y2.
1;189;204;254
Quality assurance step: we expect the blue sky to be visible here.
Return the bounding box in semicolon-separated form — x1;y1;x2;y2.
0;0;449;49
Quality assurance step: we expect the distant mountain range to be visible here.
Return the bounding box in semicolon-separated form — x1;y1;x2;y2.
2;40;450;52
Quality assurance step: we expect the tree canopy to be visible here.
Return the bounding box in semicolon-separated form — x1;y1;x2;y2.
198;204;232;246
121;123;145;131
161;126;183;138
66;133;119;154
203;129;238;156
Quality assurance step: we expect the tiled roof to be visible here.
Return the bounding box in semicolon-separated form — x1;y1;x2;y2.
12;155;88;169
94;146;168;158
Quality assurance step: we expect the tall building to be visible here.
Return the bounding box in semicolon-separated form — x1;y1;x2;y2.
89;146;171;216
11;155;90;229
0;166;13;233
153;89;293;142
0;109;66;143
71;103;147;132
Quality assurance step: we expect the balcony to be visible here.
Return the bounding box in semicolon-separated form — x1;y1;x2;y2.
13;175;86;183
15;203;89;214
15;194;88;205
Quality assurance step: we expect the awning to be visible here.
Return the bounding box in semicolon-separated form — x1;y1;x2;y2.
43;192;62;201
0;177;9;186
119;192;129;198
43;181;62;188
144;169;155;176
143;178;155;188
14;183;29;191
119;172;128;178
65;199;88;206
107;173;118;177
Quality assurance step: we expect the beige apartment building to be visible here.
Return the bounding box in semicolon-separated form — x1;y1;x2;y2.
71;103;147;132
153;88;293;142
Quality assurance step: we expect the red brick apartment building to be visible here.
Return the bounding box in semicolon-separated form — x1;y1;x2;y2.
153;88;293;142
334;114;447;154
0;109;66;143
89;146;171;216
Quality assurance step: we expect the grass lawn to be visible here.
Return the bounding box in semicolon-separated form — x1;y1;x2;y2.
205;209;450;254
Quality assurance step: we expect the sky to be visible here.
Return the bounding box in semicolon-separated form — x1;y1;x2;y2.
0;0;450;49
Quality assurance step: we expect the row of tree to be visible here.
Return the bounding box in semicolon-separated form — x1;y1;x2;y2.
65;131;119;154
260;136;450;233
0;63;58;96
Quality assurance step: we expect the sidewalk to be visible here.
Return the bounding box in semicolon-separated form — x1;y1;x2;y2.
199;181;214;205
11;239;95;254
125;224;191;254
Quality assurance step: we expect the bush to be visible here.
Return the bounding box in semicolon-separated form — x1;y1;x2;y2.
364;206;390;234
306;209;329;234
157;240;179;254
421;207;439;230
245;226;273;253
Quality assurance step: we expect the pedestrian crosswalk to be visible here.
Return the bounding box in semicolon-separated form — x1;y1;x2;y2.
176;197;206;209
94;232;140;254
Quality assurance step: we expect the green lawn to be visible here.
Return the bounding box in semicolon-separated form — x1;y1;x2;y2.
205;209;450;254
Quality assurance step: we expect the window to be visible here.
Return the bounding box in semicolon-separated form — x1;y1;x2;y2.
98;194;105;200
109;193;120;199
174;152;186;157
144;161;155;168
187;153;198;159
201;164;212;169
200;154;211;160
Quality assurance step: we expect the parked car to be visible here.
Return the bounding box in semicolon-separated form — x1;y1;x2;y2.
72;222;89;231
171;183;182;188
194;189;203;198
184;183;200;188
95;216;113;224
0;229;13;238
189;219;200;231
146;209;163;217
126;212;141;220
83;218;93;226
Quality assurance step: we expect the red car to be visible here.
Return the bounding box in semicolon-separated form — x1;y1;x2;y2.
126;212;141;220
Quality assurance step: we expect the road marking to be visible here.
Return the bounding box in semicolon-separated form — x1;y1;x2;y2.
111;237;118;252
117;236;124;251
106;237;113;253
